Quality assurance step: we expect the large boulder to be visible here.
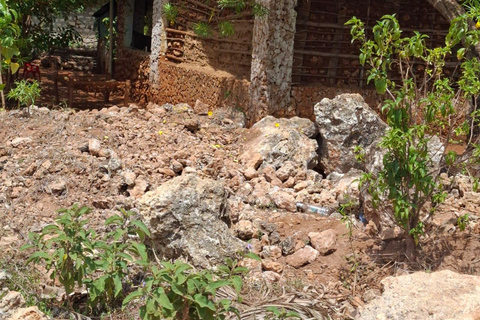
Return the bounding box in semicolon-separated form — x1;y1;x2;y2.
314;94;388;174
240;116;319;170
356;270;480;320
138;174;244;268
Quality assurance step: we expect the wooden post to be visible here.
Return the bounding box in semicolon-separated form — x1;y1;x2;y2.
124;80;130;107
68;77;74;109
54;72;59;104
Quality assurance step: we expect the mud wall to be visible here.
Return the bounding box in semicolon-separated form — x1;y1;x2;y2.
150;62;250;114
292;0;453;87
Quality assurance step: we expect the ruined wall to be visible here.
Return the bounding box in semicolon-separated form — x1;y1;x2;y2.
150;62;250;113
248;0;297;125
53;6;98;49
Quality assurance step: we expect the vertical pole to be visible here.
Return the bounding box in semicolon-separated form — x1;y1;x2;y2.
109;0;114;78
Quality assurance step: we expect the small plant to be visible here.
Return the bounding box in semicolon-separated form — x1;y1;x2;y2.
22;205;150;313
162;3;179;26
123;257;247;320
193;22;213;38
265;306;301;320
218;21;235;38
457;214;469;231
7;79;41;114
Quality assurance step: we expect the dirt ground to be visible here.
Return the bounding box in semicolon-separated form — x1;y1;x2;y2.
1;68;480;319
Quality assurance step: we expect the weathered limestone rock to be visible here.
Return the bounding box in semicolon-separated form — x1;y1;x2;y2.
314;94;388;174
138;174;244;268
9;306;49;320
356;270;480;320
308;230;337;256
285;245;319;268
241;116;319;171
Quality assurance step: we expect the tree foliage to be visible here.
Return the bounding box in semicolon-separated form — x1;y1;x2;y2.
347;12;480;255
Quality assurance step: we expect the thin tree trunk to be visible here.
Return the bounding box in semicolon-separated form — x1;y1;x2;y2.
0;47;5;109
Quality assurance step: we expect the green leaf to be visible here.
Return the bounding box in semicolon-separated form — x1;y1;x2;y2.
10;62;19;74
105;215;123;226
122;290;144;309
114;275;123;297
244;252;261;262
375;78;387;94
231;275;242;293
130;220;151;238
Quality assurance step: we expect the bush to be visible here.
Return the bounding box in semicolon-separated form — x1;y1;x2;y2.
7;79;41;114
346;13;480;256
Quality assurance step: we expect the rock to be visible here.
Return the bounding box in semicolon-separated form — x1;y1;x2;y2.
262;259;284;273
241;116;319;171
171;159;184;173
283;176;295;188
294;180;313;192
129;178;149;198
261;245;282;259
235;220;256;240
88;138;102;156
243;167;258;180
262;271;281;283
308;230;337;256
355;270;480;320
182;118;200;133
122;171;137;186
314;94;388;174
262;166;282;186
48;180;66;195
9;306;49;320
108;157;122;172
194;99;209;115
276;161;296;182
280;236;296;256
10;137;32;147
242;152;264;170
272;191;296;212
379;226;404;240
138;175;243;268
0;291;25;312
285;245;319;268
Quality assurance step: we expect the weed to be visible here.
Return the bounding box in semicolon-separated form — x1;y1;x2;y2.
7;79;41;115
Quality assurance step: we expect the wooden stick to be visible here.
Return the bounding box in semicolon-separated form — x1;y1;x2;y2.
124;80;130;107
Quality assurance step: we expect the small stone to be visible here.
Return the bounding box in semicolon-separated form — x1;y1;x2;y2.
171;160;184;173
108;157;122;172
49;180;66;195
183;118;200;133
294;180;313;192
11;137;32;147
244;167;258;180
262;259;284;273
243;152;263;170
88;138;102;156
285;246;319;268
9;306;49;320
194;99;209;115
235;220;255;240
276;161;296;182
122;171;137;186
380;226;404;240
158;168;177;177
262;271;281;283
309;230;337;256
182;167;197;175
261;245;282;259
272;191;296;212
0;291;25;312
364;220;378;236
283;176;295;188
262;166;282;186
130;178;148;198
280;236;296;256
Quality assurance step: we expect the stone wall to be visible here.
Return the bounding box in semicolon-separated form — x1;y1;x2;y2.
53;6;99;49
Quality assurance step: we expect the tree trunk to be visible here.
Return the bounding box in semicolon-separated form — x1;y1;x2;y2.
0;48;5;109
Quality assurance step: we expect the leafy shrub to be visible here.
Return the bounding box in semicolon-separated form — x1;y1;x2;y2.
123;257;247;320
7;79;41;114
22;205;150;312
346;13;480;255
